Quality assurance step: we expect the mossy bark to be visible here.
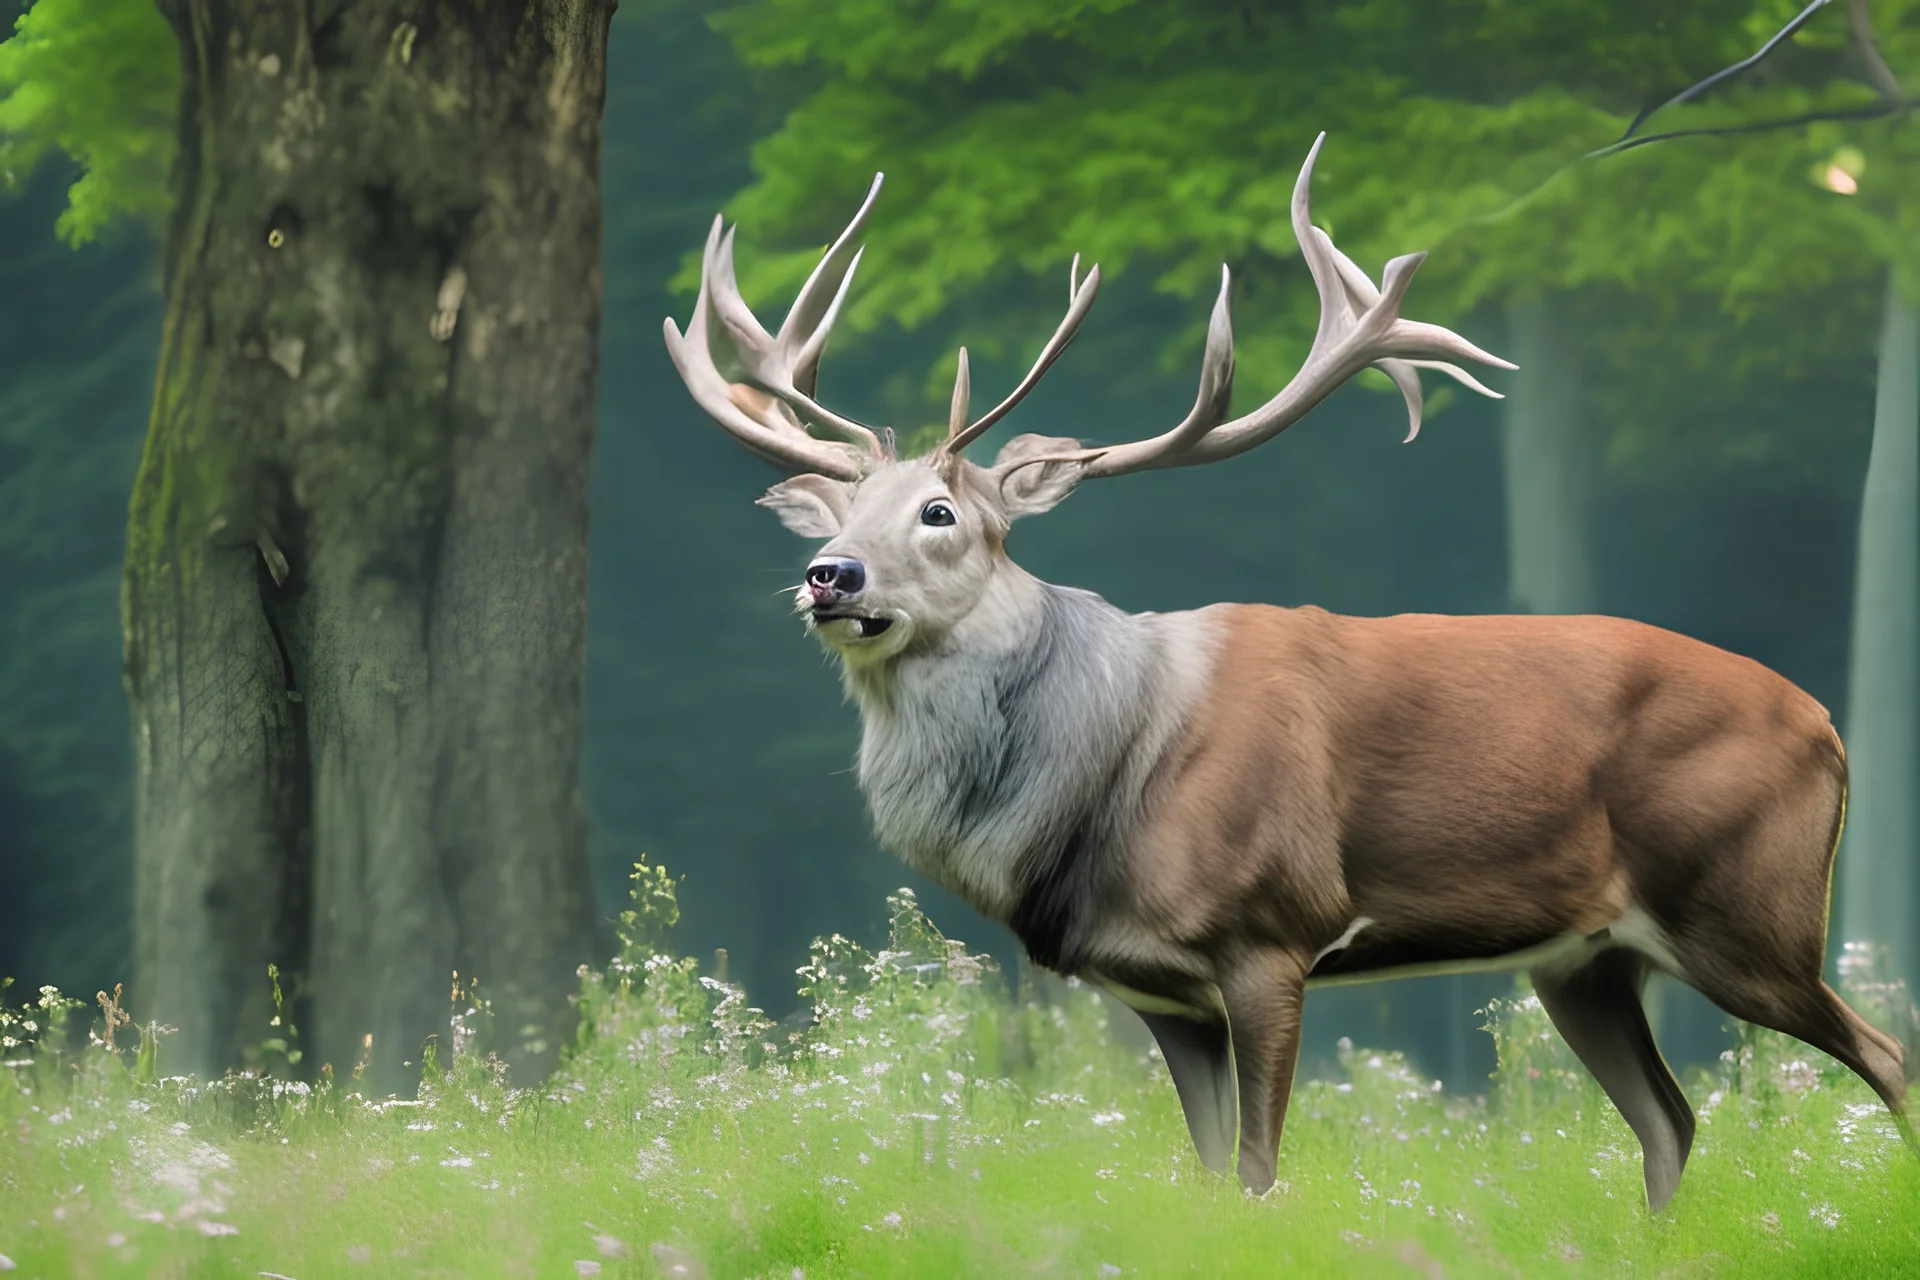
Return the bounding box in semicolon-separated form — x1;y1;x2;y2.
126;0;609;1088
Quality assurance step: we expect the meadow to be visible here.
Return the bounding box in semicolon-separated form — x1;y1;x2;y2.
3;866;1917;1279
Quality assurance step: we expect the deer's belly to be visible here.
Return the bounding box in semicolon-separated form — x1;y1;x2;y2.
1304;904;1683;988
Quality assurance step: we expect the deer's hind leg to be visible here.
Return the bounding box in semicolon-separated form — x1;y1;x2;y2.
1654;769;1910;1149
1533;947;1696;1212
1676;949;1909;1140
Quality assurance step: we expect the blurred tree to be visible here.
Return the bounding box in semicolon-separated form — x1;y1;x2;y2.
1846;277;1917;993
0;165;155;994
1;0;616;1088
0;0;165;996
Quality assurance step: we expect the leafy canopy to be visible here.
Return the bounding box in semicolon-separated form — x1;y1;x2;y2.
709;0;1915;406
0;0;175;245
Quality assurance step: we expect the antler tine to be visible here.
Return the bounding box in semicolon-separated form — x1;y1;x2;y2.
1168;264;1238;448
949;347;972;437
663;286;868;479
786;172;885;398
664;178;898;478
942;258;1102;456
703;215;887;456
1080;133;1516;481
1313;228;1504;440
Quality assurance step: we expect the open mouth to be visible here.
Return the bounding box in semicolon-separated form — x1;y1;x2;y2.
812;611;894;639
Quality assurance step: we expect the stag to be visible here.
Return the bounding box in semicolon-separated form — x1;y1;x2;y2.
662;135;1911;1209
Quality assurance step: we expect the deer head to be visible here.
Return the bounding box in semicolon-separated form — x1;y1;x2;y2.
662;134;1516;667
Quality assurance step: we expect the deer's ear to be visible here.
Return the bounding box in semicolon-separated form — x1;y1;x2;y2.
993;434;1086;520
756;474;852;538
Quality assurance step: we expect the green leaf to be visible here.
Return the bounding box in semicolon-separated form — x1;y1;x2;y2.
0;0;177;244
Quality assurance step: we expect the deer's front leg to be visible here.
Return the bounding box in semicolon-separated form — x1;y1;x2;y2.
1136;1009;1237;1174
1219;945;1312;1194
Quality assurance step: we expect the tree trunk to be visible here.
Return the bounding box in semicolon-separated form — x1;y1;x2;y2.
1473;292;1599;1079
1838;275;1919;991
127;1;609;1089
1500;293;1596;616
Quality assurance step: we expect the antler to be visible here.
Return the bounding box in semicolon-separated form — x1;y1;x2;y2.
666;135;1509;486
938;255;1102;459
1059;133;1514;481
663;175;893;481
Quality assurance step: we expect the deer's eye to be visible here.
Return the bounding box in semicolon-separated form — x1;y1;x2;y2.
920;501;956;527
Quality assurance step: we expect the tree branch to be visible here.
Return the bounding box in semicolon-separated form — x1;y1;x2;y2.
1588;0;1909;160
1848;0;1906;104
1615;0;1837;145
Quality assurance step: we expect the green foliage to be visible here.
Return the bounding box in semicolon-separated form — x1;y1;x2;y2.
0;0;176;245
132;1015;161;1085
616;856;685;963
707;0;1912;427
252;962;303;1077
3;885;1918;1274
0;975;82;1059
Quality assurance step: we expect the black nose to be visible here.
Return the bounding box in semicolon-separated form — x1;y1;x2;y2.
806;557;865;596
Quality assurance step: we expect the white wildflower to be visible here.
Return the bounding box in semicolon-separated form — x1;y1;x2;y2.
650;1242;707;1278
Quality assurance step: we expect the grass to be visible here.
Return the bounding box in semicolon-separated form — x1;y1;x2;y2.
2;870;1917;1279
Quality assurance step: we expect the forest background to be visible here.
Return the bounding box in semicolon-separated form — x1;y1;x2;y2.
0;0;1913;1090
